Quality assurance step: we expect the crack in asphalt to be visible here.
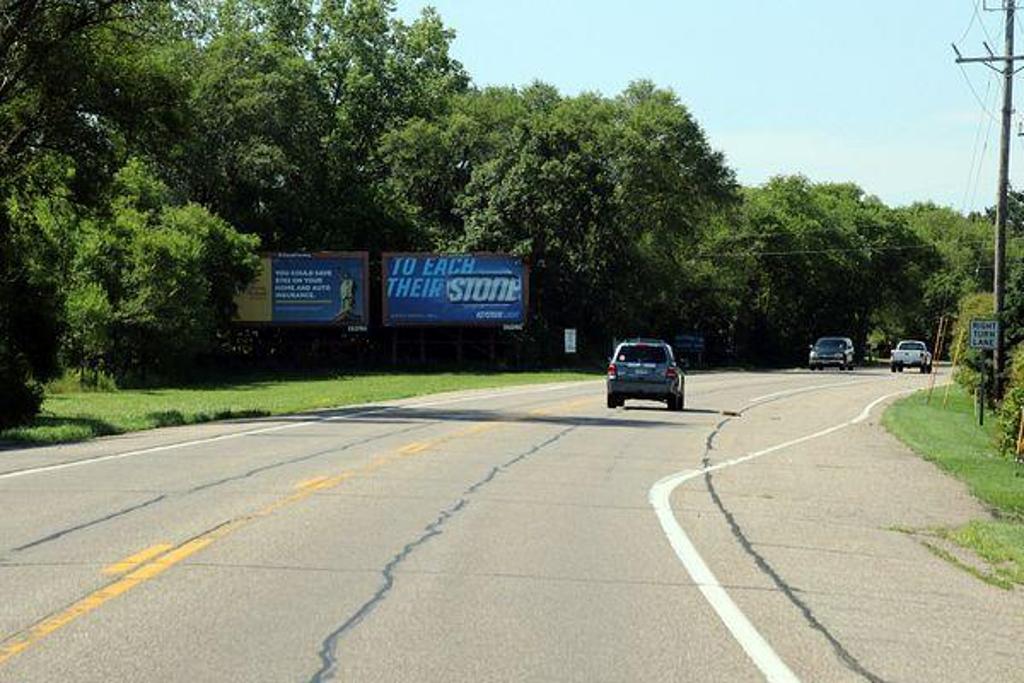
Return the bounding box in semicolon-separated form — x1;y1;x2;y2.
701;405;889;683
2;422;434;557
308;424;579;683
181;422;431;496
3;392;596;557
0;383;784;558
9;494;169;553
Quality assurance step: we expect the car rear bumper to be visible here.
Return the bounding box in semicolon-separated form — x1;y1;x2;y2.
607;379;676;397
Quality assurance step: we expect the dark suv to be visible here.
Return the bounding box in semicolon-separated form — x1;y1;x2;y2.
808;336;855;371
607;339;685;410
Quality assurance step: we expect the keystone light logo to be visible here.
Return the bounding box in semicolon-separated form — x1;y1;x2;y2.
446;276;521;304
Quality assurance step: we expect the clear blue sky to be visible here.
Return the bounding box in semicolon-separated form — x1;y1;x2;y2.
394;0;1018;211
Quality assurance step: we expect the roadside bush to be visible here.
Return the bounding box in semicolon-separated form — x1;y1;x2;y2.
997;386;1024;457
996;345;1024;458
47;369;118;394
0;185;65;428
951;291;995;397
62;281;114;379
65;160;260;381
0;341;43;430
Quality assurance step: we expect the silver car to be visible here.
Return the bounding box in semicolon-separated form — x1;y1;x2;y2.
607;339;685;410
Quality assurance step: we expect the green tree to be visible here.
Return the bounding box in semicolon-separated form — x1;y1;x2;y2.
381;86;528;246
728;177;926;363
900;204;992;326
68;160;260;379
389;81;737;358
951;291;996;397
178;0;468;252
183;6;331;249
63;281;114;380
609;81;739;347
1;0;191;422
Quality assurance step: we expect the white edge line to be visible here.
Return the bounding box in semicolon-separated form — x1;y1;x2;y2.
748;378;875;403
649;387;914;683
0;381;598;481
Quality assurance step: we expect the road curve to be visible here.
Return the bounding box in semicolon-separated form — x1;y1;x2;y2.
1;369;1021;682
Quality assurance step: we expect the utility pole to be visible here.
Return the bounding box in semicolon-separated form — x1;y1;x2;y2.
954;1;1024;397
995;1;1014;396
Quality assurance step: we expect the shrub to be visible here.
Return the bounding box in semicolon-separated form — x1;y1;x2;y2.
47;369;118;393
0;342;43;430
996;345;1024;458
951;291;995;398
66;160;260;380
0;187;64;428
62;281;114;376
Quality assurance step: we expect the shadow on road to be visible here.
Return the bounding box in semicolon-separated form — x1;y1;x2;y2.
219;402;698;433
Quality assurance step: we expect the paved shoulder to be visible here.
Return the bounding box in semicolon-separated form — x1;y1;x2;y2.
662;372;1024;682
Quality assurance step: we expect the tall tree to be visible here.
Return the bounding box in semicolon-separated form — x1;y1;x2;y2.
0;0;185;425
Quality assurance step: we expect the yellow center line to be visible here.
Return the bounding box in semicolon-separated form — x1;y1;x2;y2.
101;544;174;576
0;537;214;665
0;393;595;667
294;475;331;491
398;442;429;455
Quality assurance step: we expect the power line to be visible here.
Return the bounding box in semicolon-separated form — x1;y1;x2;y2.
957;63;999;120
975;0;997;46
956;1;999;54
969;77;999;210
962;75;996;213
702;240;1019;259
958;0;985;45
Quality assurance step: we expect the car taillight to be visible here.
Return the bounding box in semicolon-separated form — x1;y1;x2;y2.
665;367;678;380
607;363;617;379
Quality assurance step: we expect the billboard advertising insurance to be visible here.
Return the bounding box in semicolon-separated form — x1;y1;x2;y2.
383;254;527;327
234;252;368;328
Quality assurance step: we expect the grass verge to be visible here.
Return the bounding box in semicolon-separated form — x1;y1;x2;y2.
883;385;1024;588
1;371;597;446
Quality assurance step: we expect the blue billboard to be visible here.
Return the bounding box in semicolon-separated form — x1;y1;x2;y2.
234;252;369;329
383;254;528;327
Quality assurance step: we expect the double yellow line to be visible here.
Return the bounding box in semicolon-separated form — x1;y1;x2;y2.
0;394;591;666
0;537;216;664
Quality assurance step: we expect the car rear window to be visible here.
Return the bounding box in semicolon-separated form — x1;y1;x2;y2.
898;341;925;351
617;345;667;363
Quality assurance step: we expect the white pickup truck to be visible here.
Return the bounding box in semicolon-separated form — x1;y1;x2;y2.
891;340;932;374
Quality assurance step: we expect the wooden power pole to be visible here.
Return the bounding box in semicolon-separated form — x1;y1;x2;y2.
954;1;1023;396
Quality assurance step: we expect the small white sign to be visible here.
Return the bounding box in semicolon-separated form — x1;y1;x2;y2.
564;328;577;354
970;319;999;350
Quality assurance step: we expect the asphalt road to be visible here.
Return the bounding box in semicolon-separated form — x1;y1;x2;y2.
1;368;1021;682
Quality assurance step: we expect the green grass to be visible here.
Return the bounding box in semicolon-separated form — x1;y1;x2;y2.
919;540;1015;590
884;386;1024;587
1;371;597;446
939;521;1024;586
883;388;1024;519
